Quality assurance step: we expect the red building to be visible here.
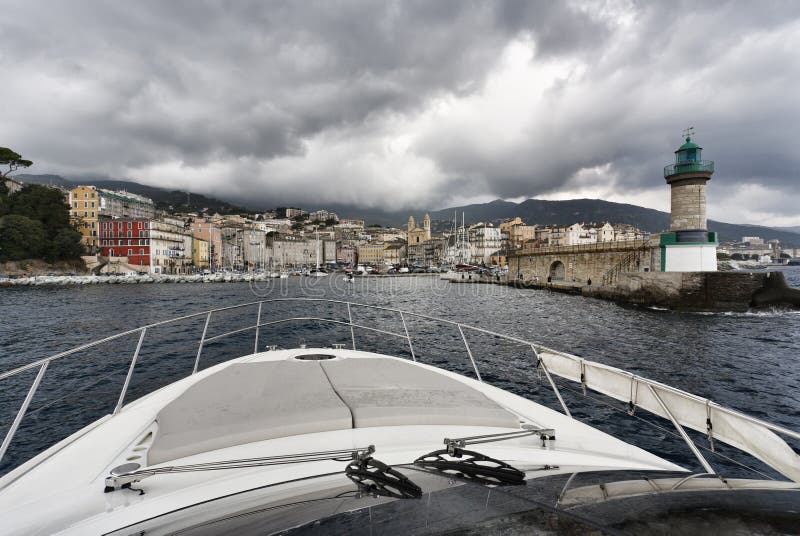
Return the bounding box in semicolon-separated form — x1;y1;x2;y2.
99;219;151;269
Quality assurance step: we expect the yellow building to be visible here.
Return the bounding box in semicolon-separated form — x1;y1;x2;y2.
407;213;431;245
68;185;100;250
357;243;385;265
193;237;210;269
499;217;523;235
501;217;537;247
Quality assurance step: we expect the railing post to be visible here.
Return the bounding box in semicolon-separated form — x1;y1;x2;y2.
0;362;49;464
458;325;482;382
648;384;715;474
254;302;262;354
399;311;416;362
193;312;212;374
532;345;571;417
114;328;147;415
347;302;356;350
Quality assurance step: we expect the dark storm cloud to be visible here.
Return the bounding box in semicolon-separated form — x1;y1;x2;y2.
1;1;799;222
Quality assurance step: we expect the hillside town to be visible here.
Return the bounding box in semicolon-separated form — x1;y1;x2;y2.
55;181;662;275
4;172;798;277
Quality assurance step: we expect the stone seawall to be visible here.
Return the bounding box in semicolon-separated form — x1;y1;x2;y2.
583;271;796;312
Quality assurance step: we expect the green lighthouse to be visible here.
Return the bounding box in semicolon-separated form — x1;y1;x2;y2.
660;129;718;271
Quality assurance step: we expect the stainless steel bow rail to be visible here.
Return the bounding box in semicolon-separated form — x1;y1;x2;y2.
104;446;375;492
1;298;799;485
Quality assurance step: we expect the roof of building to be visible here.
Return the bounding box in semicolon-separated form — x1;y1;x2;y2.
676;136;701;152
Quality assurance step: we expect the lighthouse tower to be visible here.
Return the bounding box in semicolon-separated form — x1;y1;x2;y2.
660;130;718;271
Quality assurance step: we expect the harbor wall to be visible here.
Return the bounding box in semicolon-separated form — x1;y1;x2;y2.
508;240;656;284
583;271;795;311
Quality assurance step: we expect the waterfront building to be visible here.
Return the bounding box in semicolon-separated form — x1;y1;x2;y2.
192;237;210;270
500;218;537;248
661;133;717;271
407;214;431;245
336;244;357;265
98;219;150;271
383;240;407;265
266;234;315;268
468;224;502;265
68;185;101;250
192;220;222;270
242;229;267;270
321;239;336;264
408;237;446;266
357;243;385;265
221;226;244;270
150;217;193;274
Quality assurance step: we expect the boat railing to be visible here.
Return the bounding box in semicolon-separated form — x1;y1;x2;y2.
1;298;799;485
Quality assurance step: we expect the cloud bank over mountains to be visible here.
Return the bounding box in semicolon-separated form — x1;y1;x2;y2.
1;1;799;224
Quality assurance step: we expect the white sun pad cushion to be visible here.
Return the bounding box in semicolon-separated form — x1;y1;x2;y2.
149;361;353;464
321;358;519;429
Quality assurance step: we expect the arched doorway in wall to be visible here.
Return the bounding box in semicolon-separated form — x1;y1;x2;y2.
549;260;566;281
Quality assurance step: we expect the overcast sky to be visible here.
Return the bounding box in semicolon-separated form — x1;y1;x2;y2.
1;1;799;224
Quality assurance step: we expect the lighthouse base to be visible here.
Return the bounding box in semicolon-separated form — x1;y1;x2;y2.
659;231;718;272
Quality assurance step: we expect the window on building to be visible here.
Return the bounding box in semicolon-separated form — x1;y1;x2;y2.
84;192;88;198
109;249;115;256
83;211;88;217
127;222;132;229
127;231;132;238
73;202;77;208
128;249;133;255
139;249;144;255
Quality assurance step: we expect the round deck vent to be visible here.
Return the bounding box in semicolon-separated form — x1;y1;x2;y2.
294;353;336;361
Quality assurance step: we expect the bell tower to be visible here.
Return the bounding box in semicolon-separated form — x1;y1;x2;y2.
660;128;718;272
407;215;415;233
423;213;431;240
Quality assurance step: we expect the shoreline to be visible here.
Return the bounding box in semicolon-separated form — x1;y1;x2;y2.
0;272;439;286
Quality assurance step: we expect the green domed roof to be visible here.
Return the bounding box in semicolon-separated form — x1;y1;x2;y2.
676;136;701;152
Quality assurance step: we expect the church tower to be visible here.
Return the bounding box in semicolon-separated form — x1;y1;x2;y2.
407;215;415;233
660;129;718;271
423;213;431;240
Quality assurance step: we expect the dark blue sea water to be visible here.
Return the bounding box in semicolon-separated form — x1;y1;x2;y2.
1;268;799;479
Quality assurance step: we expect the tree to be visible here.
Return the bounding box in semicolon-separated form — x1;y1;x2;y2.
8;185;71;239
0;215;47;261
0;147;33;177
49;227;84;262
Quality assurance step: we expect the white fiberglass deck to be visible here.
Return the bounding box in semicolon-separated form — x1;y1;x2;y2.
150;354;519;464
0;349;680;536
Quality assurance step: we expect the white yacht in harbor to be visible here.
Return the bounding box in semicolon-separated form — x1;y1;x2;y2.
0;299;798;535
